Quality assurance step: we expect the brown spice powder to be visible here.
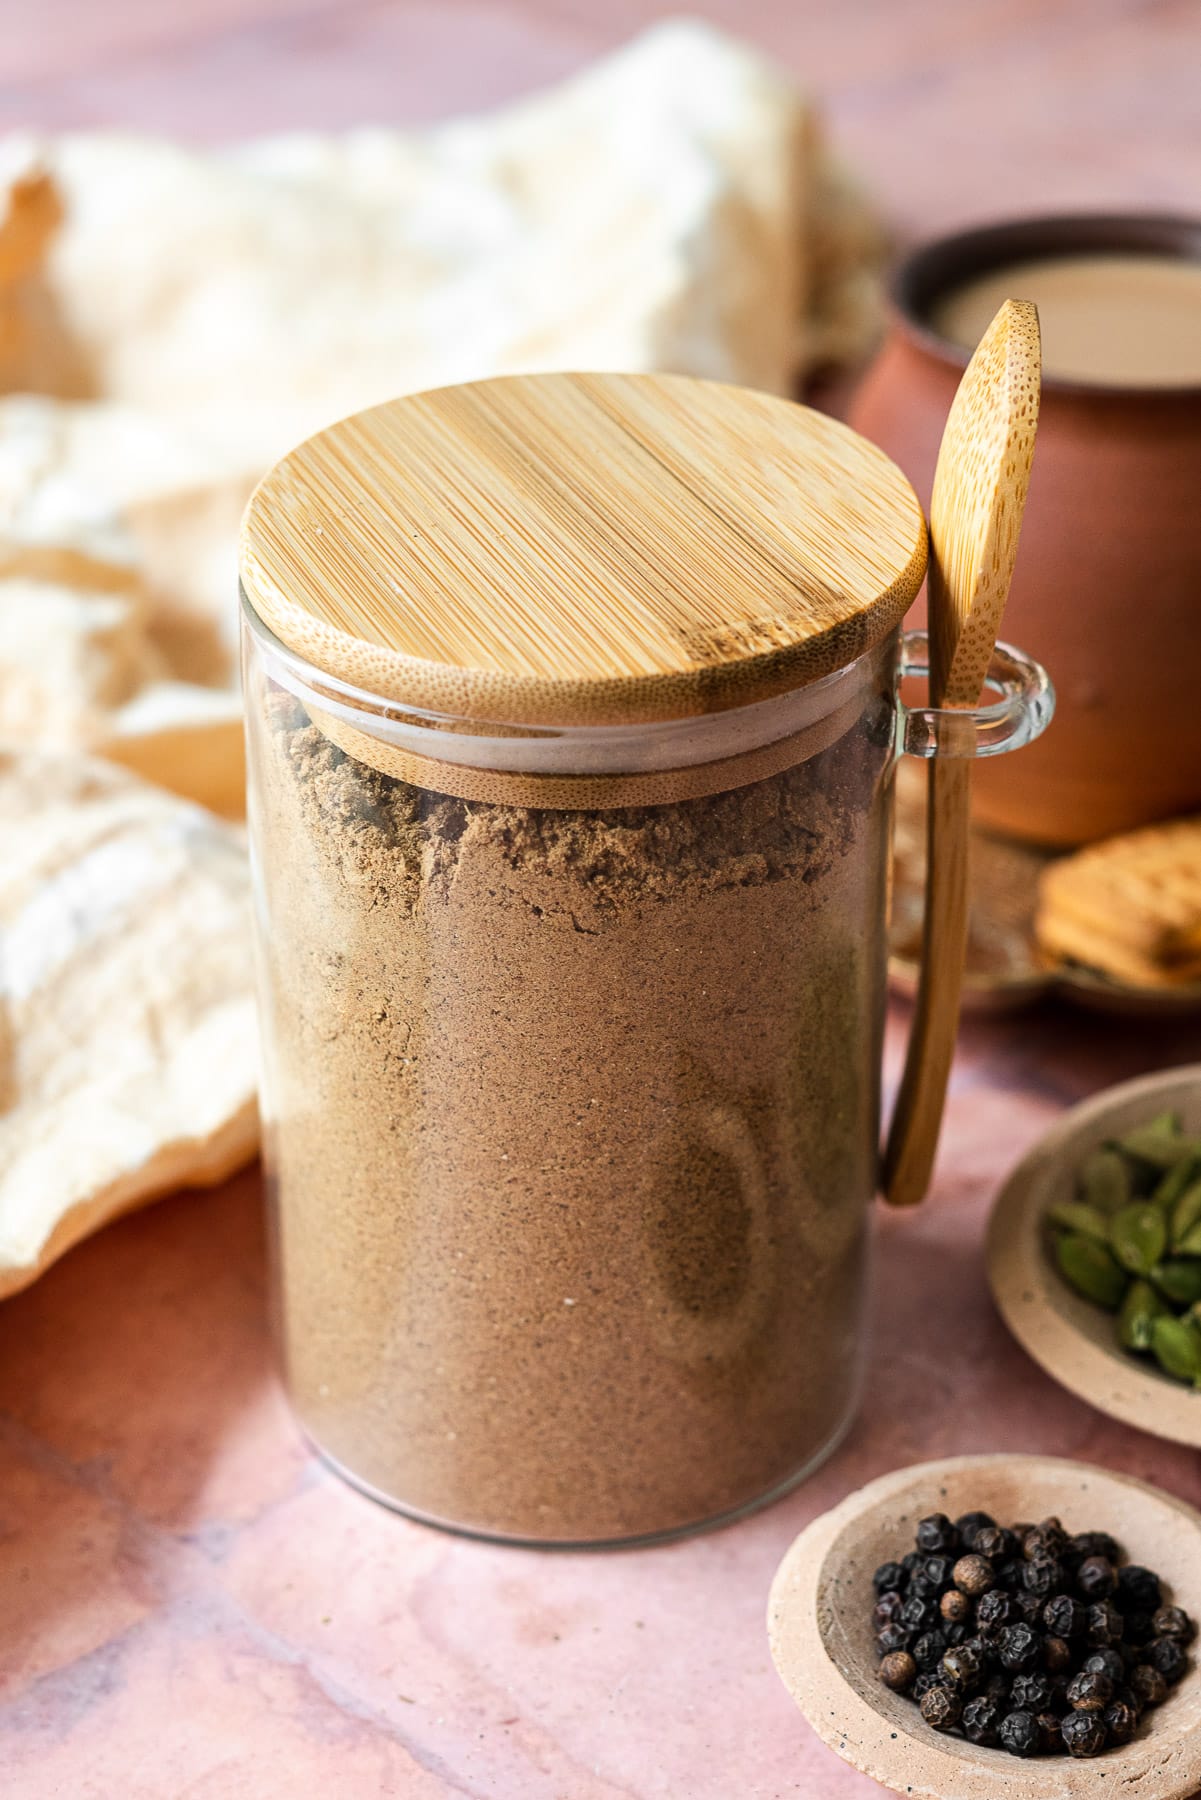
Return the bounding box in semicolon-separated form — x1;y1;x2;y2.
252;679;894;1543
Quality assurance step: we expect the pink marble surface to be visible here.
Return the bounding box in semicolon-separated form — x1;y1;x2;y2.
2;1003;1200;1797
5;1;1201;1792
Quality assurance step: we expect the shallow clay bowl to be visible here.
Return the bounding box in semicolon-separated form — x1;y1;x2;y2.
768;1453;1201;1798
988;1065;1201;1448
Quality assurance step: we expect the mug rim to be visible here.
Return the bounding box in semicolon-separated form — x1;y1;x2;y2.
889;211;1201;400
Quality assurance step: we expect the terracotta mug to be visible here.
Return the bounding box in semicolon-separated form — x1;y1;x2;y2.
851;213;1201;846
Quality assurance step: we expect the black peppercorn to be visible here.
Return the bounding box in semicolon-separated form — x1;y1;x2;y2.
1015;1591;1045;1625
961;1694;1002;1745
1069;1530;1120;1566
916;1513;959;1555
1010;1671;1053;1712
1036;1711;1063;1754
911;1630;948;1672
942;1621;970;1647
873;1560;908;1595
983;1672;1011;1706
997;1709;1041;1756
1043;1594;1086;1639
1130;1663;1168;1709
1122;1607;1157;1647
1066;1668;1113;1712
940;1588;970;1625
1116;1564;1162;1613
920;1684;962;1731
1023;1518;1069;1562
1086;1600;1125;1647
873;1592;906;1628
911;1669;944;1703
1102;1698;1138;1745
1061;1709;1108;1758
921;1554;955;1592
878;1650;917;1692
900;1595;936;1633
975;1590;1016;1636
1113;1680;1142;1717
952;1554;996;1598
1083;1648;1125;1684
1152;1604;1196;1644
997;1622;1041;1672
992;1557;1024;1592
1076;1555;1118;1601
1043;1634;1072;1674
955;1510;996;1550
1145;1635;1189;1685
976;1525;1018;1562
876;1624;911;1658
940;1644;984;1693
1023;1556;1067;1599
901;1549;923;1580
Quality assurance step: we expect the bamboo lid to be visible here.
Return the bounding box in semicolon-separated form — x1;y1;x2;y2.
239;371;927;728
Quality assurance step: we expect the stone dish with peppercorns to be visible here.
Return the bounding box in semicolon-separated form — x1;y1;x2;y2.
874;1509;1190;1757
768;1454;1201;1798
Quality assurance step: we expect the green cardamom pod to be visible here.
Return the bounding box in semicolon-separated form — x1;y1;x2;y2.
1117;1278;1168;1351
1110;1202;1168;1276
1170;1177;1201;1246
1056;1233;1129;1311
1156;1157;1201;1209
1150;1315;1201;1386
1177;1221;1201;1258
1120;1122;1201;1170
1079;1147;1132;1213
1152;1260;1201;1307
1047;1200;1111;1241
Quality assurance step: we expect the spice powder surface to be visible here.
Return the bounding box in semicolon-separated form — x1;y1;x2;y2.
251;678;893;1543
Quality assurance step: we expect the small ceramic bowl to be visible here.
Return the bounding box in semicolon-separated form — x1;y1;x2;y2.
768;1453;1201;1798
988;1064;1201;1447
851;212;1201;846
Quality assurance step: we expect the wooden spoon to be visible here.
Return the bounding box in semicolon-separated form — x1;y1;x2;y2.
883;299;1041;1206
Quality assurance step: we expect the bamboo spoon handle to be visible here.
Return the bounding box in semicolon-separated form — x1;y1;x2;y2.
882;299;1041;1208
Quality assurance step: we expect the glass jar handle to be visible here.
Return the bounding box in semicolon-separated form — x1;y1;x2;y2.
895;630;1055;760
882;629;1054;1207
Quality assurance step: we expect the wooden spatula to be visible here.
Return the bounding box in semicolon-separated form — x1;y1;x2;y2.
882;298;1041;1207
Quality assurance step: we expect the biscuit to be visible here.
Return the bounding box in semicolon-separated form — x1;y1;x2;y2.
1036;817;1201;986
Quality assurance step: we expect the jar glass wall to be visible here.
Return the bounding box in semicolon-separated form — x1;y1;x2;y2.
243;599;901;1546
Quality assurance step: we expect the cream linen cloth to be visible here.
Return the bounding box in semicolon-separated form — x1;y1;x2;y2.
0;19;884;1292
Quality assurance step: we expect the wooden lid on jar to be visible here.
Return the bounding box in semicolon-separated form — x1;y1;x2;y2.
239;371;927;728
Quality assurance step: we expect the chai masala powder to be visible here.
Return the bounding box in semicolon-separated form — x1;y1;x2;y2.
252;678;893;1542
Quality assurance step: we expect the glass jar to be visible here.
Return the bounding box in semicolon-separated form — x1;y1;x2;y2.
239;371;1052;1545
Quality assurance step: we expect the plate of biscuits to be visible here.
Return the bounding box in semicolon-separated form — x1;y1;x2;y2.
890;762;1201;1015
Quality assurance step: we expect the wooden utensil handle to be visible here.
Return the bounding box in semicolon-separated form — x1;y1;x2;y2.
882;755;972;1207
